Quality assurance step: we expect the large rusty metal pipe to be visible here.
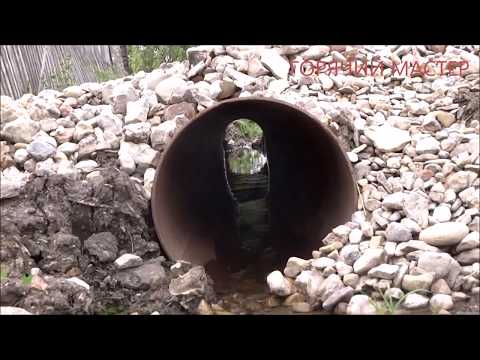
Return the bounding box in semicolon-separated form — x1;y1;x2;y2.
151;97;357;269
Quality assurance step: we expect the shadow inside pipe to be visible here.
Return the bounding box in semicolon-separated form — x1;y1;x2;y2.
151;98;357;285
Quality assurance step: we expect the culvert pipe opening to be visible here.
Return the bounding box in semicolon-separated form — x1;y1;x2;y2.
151;97;357;278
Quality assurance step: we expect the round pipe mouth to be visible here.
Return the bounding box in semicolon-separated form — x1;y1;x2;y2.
152;97;357;271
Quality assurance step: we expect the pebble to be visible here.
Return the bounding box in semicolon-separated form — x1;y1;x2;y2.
419;222;470;246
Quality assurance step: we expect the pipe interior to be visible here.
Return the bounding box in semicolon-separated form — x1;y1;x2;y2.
152;98;357;272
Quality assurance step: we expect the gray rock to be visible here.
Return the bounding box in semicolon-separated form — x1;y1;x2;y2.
119;141;157;168
322;286;354;311
431;278;452;294
316;274;344;302
150;120;177;150
124;122;151;143
209;80;237;100
455;248;480;265
155;76;189;105
419;222;470;246
73;121;95;142
343;273;359;287
382;192;404;210
386;222;412;242
445;171;471;193
353;248;386;274
403;191;430;229
75;160;98;173
402;273;434;292
169;266;213;297
116;258;167;290
417;251;461;287
57;142;79;156
84;232;118;262
112;82;139;114
1;116;40;143
403;293;429;309
63;86;85;98
340;244;362;266
456;231;480;252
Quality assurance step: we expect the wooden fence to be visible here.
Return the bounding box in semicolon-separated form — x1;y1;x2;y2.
1;45;125;99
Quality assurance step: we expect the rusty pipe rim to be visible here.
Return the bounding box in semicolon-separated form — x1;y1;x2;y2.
151;96;358;264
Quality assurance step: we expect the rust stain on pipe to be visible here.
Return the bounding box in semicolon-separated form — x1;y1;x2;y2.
151;97;357;270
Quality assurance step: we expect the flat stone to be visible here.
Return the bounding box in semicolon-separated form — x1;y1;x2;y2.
284;257;310;278
402;273;434;292
322;286;354;311
365;124;411;152
353;248;385;274
260;49;290;79
368;264;400;280
419;222;470;246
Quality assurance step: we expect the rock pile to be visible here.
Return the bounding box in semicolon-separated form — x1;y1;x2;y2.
1;44;479;314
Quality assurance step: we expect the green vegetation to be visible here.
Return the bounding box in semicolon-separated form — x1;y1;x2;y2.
127;45;190;73
42;55;75;90
99;304;126;315
21;273;33;286
232;119;264;141
370;288;431;315
0;264;9;282
95;65;123;82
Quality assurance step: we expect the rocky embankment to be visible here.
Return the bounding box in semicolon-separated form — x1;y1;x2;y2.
1;45;479;314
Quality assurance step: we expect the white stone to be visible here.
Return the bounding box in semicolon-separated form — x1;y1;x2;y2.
346;295;376;315
419;222;470;246
114;254;143;270
365;124;411;152
155;76;189;105
430;294;454;311
284;257;310;278
151;120;177;150
403;293;429;309
267;270;294;297
75;160;98;173
311;257;336;270
432;205;452;223
368;264;400;280
67;277;90;290
0;306;32;315
353;248;385;274
260;49;290;79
